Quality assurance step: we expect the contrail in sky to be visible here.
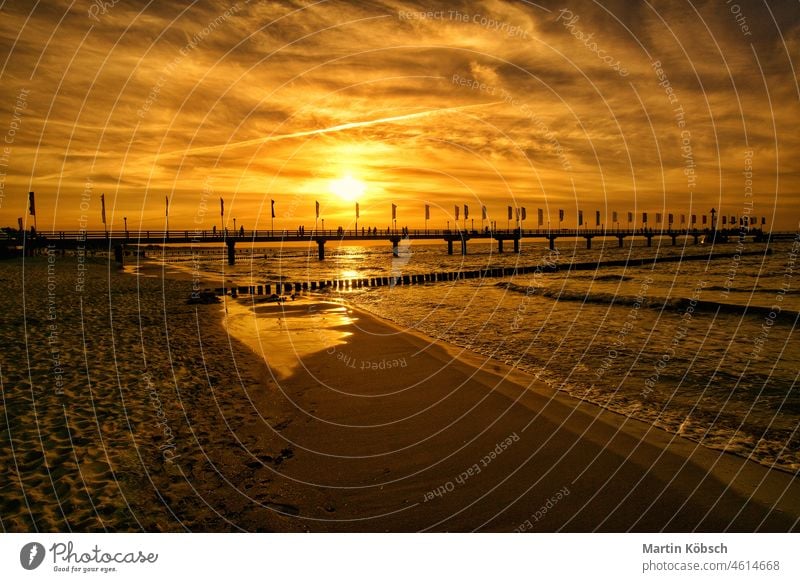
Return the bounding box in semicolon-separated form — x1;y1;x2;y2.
155;101;503;160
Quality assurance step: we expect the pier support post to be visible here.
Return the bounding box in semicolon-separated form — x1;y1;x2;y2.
447;239;453;255
114;244;124;268
585;236;592;250
497;239;503;253
461;238;467;255
513;238;520;253
226;239;236;265
646;235;653;247
671;235;677;246
548;236;555;250
617;236;624;248
316;238;326;260
390;237;401;257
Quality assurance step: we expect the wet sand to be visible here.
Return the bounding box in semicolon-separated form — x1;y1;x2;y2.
224;296;800;531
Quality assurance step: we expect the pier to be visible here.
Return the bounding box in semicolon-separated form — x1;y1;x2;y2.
5;226;782;266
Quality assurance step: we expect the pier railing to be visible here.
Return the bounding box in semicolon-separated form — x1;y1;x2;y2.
4;226;774;242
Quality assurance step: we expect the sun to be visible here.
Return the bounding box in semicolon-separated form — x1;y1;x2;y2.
328;174;366;202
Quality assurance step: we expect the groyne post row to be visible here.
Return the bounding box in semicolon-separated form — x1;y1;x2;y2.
213;249;770;298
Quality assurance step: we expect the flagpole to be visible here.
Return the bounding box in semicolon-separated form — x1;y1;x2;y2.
30;192;37;232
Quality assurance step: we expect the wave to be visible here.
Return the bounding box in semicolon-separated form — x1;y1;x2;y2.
704;285;791;294
496;282;799;319
572;274;634;281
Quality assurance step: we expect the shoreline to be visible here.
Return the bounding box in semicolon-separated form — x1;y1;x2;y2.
135;251;800;477
221;290;800;531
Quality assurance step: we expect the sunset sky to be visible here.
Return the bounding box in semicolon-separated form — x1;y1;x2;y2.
0;0;798;230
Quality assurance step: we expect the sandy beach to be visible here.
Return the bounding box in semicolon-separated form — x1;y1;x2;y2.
1;254;798;532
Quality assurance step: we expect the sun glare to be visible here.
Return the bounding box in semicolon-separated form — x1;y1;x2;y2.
329;175;366;202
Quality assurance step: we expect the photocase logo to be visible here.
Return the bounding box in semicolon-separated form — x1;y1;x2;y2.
20;542;46;570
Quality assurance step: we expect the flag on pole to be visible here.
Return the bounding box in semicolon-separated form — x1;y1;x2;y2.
691;214;697;224
316;201;320;219
508;206;513;221
627;211;633;223
455;205;459;220
730;215;735;225
521;207;527;221
538;208;543;226
642;212;648;223
220;197;224;217
355;202;359;219
578;210;583;226
425;204;430;220
464;205;469;220
656;213;662;224
18;217;23;230
515;207;520;221
481;205;487;220
722;215;727;225
612;211;618;223
681;214;686;224
702;215;707;225
668;213;674;224
28;191;35;216
165;195;169;217
559;209;565;222
101;193;106;225
596;210;600;226
271;200;276;218
762;216;766;225
392;203;397;220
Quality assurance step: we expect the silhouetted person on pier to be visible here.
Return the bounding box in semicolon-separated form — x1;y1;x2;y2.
239;225;244;237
